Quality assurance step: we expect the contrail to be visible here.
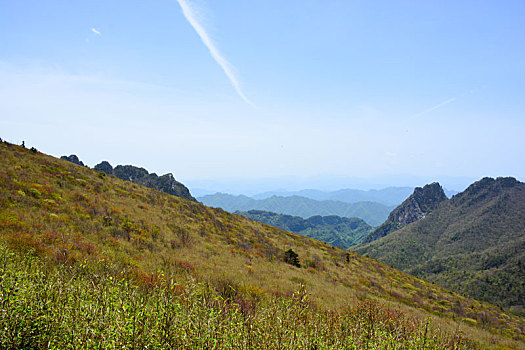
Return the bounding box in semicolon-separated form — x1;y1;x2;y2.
176;0;253;105
412;97;456;119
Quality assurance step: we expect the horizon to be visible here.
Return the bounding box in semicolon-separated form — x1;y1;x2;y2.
4;137;521;196
1;1;524;189
0;135;522;196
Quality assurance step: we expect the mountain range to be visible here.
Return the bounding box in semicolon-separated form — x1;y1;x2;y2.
2;142;524;347
356;177;525;316
252;187;415;206
198;193;394;227
236;210;373;249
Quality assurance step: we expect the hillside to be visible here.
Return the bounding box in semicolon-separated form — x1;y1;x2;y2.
356;177;525;316
199;193;394;227
62;155;197;202
363;182;448;243
236;210;373;248
1;142;525;348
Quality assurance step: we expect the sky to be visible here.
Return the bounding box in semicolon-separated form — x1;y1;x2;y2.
1;0;524;194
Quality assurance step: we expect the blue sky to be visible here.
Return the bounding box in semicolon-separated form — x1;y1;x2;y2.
1;0;524;193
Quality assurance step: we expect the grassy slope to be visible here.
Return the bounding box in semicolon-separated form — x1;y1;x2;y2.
1;245;479;349
0;142;524;348
356;178;525;316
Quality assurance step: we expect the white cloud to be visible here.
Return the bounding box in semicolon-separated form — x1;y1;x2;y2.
91;28;101;35
411;97;456;119
176;0;253;106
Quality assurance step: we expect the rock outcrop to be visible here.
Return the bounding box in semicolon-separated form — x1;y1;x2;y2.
362;182;447;243
61;155;85;167
95;161;197;202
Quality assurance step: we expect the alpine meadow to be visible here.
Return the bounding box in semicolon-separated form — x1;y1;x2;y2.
1;0;525;349
1;141;525;348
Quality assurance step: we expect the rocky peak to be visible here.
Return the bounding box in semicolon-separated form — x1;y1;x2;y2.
60;155;85;167
94;161;113;175
94;161;197;202
113;165;149;182
362;182;447;243
451;177;522;207
405;182;448;219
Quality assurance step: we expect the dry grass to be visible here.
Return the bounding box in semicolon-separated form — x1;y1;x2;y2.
1;142;524;348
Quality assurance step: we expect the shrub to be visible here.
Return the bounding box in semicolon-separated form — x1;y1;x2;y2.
28;188;42;199
283;248;301;268
169;224;193;248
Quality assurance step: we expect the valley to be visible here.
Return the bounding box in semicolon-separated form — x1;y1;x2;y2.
1;142;524;348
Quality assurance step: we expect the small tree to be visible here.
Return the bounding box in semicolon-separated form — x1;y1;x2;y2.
283;249;301;268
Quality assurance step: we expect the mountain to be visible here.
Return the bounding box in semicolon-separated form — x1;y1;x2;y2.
362;182;448;243
253;187;414;206
444;188;459;198
356;177;525;316
236;210;373;248
93;160;197;202
2;142;525;347
198;193;394;227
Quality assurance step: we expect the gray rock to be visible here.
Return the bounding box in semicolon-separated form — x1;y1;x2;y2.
94;161;196;202
61;155;85;167
362;182;447;243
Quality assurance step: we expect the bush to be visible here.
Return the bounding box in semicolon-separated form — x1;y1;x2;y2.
28;188;42;199
0;244;477;349
284;248;301;268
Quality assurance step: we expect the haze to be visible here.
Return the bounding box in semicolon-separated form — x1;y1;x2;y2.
1;1;524;193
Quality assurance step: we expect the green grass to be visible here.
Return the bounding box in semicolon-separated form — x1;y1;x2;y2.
1;142;525;348
0;245;475;349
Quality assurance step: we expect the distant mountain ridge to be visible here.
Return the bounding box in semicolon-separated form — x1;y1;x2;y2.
363;182;448;243
252;187;458;205
5;142;525;347
199;193;394;226
252;187;414;206
236;210;373;248
356;177;525;315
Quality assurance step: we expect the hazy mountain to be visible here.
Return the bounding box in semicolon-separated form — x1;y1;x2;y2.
356;177;525;316
236;210;373;248
362;182;448;244
189;187;218;197
3;142;525;347
199;193;394;226
253;189;328;201
444;188;459;198
252;187;414;206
